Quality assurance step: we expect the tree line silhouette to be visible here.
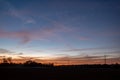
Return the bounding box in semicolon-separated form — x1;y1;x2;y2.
0;57;54;67
0;57;120;68
0;57;120;80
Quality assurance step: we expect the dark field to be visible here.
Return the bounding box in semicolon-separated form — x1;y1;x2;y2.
0;65;120;80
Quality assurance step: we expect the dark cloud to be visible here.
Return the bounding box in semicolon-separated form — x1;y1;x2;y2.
18;56;42;60
0;48;24;56
0;48;12;54
52;54;118;62
18;53;23;55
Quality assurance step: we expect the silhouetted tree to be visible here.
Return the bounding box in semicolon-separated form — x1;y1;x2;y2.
2;58;8;63
2;57;12;64
7;57;12;63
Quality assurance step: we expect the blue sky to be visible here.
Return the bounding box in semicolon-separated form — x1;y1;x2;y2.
0;0;120;59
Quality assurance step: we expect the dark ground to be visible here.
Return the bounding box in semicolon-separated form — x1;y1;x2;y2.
0;65;120;80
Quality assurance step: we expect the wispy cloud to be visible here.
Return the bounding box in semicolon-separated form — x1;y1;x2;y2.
0;29;30;43
49;54;120;65
86;28;120;37
1;0;36;24
0;8;77;44
54;55;103;61
17;55;44;60
0;24;73;44
0;48;23;56
25;19;36;24
62;47;119;52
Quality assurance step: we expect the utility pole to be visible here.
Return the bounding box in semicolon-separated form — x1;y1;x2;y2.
67;58;70;65
104;55;107;65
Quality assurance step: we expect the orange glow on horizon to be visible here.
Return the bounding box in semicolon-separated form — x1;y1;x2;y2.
0;57;119;65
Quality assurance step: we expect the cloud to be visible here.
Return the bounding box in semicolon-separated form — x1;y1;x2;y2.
62;47;119;52
20;36;30;44
1;0;22;18
86;28;120;37
15;55;120;65
25;19;36;24
17;53;23;55
0;27;65;44
0;0;79;44
0;48;24;55
18;56;42;60
0;15;75;44
1;0;36;24
55;56;102;61
49;54;120;65
0;48;12;54
0;29;31;43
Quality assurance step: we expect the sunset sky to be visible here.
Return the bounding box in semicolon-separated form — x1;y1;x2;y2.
0;0;120;64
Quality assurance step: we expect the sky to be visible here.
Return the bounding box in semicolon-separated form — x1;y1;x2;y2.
0;0;120;64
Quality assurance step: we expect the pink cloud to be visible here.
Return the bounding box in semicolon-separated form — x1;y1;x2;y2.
0;24;73;44
0;29;31;43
